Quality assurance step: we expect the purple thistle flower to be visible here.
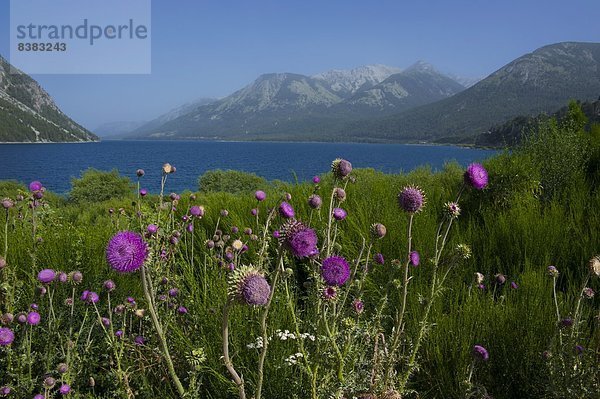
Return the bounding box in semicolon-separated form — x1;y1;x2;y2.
472;345;489;361
464;163;489;190
231;226;239;234
147;224;158;234
334;188;346;201
139;188;148;197
312;176;321;184
0;327;15;346
186;223;194;233
370;223;387;239
26;311;41;326
398;186;425;213
80;290;90;302
547;265;559;277
374;253;385;265
1;199;13;209
322;286;337;300
16;313;27;324
115;330;124;338
352;298;364;314
321;256;351;286
34;395;44;399
560;318;574;328
273;230;281;239
308;194;322;209
101;317;111;327
331;158;352;179
332;208;347;221
134;335;146;346
220;209;229;217
495;274;506;285
136;169;145;177
583;287;595;299
478;284;486;291
126;297;136;305
409;251;420;267
190;205;204;217
29;181;43;192
168;288;179;297
57;363;69;374
251;208;258;216
177;306;188;314
255;190;266;201
70;271;83;284
279;202;295;219
30;304;38;310
106;231;148;273
0;386;11;396
37;269;55;284
57;272;68;283
280;220;319;258
58;384;71;395
574;345;584;355
240;274;270;306
103;280;116;292
510;281;518;290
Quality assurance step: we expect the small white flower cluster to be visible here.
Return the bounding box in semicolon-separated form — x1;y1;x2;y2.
284;352;304;366
246;336;264;349
247;330;316;349
274;329;316;342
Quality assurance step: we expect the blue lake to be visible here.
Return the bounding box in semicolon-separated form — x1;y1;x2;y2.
0;140;497;193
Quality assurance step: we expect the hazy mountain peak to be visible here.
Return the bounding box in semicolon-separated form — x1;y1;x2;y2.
404;60;438;74
313;64;402;96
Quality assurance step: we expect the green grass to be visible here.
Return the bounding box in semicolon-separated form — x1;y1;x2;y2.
0;113;599;398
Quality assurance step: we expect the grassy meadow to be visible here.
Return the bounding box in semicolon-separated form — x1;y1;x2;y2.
0;104;599;399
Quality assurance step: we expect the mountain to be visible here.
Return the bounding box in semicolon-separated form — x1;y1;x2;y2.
340;61;464;114
313;64;402;97
128;73;344;139
132;98;217;136
342;42;600;143
0;56;97;143
128;63;464;140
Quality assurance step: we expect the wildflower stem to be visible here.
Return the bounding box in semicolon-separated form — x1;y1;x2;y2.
323;305;345;383
571;272;590;339
324;185;337;257
387;213;414;381
255;254;283;399
140;264;186;397
222;300;246;399
283;278;317;399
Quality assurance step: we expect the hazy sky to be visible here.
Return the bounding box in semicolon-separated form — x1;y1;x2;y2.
1;0;599;129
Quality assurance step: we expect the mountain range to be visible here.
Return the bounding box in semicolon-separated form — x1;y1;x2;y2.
127;61;466;140
124;42;600;144
0;56;96;143
1;41;599;145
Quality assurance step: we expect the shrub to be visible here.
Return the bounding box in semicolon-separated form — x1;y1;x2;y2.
198;169;267;194
69;168;133;203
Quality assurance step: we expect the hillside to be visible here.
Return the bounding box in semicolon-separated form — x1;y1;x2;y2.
342;42;600;142
0;56;97;143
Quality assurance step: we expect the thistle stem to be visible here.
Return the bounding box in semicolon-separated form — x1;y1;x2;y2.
222;300;246;399
255;255;283;399
140;265;185;397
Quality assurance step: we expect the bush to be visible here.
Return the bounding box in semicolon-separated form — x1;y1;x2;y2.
198;169;267;194
69;168;133;203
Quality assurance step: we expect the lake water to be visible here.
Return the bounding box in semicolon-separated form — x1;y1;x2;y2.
0;140;497;193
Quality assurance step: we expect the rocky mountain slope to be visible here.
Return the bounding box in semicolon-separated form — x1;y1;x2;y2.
0;56;97;143
342;42;600;142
